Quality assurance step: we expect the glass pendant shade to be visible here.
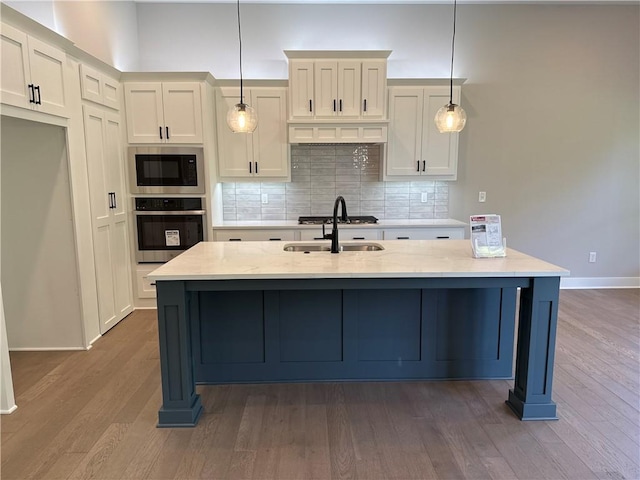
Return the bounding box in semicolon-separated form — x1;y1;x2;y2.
227;102;257;133
434;103;467;133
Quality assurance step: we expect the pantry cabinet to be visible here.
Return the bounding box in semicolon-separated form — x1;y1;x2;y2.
386;85;461;181
287;53;388;121
82;105;133;333
0;22;68;117
124;82;203;144
216;86;289;179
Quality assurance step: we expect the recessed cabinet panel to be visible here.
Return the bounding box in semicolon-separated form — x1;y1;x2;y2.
314;61;338;118
27;36;67;117
0;24;31;109
422;87;459;177
289;61;314;117
337;61;361;118
387;88;423;176
162;83;203;143
361;60;386;118
125;83;164;143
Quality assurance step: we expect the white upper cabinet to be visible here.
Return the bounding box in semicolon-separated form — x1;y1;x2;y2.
1;23;68;117
124;81;203;144
287;52;388;121
80;63;120;110
216;86;289;180
386;85;461;181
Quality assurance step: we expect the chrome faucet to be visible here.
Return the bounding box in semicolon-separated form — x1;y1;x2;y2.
323;195;349;253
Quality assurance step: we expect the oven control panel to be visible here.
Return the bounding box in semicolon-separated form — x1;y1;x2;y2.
135;197;202;211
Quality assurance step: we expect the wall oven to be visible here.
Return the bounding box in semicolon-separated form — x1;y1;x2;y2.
129;147;205;194
134;197;206;263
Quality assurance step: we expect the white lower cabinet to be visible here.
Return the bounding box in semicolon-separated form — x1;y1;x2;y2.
300;228;381;241
213;229;296;242
382;227;464;240
83;105;133;333
135;264;158;299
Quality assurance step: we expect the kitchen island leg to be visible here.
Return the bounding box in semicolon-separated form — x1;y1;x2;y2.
506;276;561;420
156;281;202;427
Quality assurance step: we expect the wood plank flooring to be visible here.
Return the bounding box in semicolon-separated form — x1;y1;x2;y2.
1;289;638;480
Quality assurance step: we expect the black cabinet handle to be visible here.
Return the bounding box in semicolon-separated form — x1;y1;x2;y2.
397;236;410;240
108;192;113;209
28;84;35;103
112;192;117;209
313;237;324;240
229;238;242;241
436;236;450;239
333;99;336;112
422;160;426;172
255;162;258;174
363;99;367;112
352;237;365;240
249;162;252;174
159;126;163;139
166;126;170;139
34;85;41;105
339;99;342;112
309;99;312;112
269;238;282;241
416;161;420;172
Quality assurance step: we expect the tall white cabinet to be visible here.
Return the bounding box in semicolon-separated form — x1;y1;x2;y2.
82;105;133;333
216;85;289;180
385;84;461;180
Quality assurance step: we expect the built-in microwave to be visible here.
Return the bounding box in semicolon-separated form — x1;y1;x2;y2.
128;147;205;194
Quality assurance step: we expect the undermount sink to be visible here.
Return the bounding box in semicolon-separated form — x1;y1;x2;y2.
283;243;384;252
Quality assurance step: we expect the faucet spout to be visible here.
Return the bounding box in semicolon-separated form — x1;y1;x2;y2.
327;196;348;253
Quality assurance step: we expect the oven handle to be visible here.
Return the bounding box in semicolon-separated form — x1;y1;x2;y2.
135;210;206;216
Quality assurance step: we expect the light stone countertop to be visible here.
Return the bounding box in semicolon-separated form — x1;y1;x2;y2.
212;219;467;230
149;240;569;281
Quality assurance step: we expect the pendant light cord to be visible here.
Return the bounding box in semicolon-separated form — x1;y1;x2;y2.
236;0;244;104
449;0;457;104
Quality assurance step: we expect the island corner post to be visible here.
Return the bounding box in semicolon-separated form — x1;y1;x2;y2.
154;274;562;427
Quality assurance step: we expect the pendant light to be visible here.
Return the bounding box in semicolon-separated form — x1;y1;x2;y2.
434;0;466;133
226;0;257;133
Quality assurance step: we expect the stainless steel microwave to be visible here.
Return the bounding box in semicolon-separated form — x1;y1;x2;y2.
128;147;205;194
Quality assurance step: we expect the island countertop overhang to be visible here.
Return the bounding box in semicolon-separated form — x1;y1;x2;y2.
148;240;570;281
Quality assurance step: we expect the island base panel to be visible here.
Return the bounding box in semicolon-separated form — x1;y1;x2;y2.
506;390;558;421
157;395;203;428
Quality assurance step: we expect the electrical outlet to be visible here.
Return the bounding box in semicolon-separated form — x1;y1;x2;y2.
478;191;486;203
421;192;428;203
589;252;597;263
261;193;269;204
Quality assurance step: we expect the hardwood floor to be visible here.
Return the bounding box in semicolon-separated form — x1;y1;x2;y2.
1;289;638;480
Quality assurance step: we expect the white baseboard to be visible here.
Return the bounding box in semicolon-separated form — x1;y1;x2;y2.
1;405;17;415
8;346;87;352
134;306;158;310
561;277;640;289
88;335;101;347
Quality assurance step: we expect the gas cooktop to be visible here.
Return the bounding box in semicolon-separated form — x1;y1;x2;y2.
298;215;379;225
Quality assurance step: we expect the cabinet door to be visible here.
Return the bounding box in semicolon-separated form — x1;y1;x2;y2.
361;60;386;118
314;60;338;118
162;82;203;144
289;60;314;118
102;76;121;110
421;86;459;178
80;64;103;105
83;106;118;331
251;88;289;178
216;87;251;177
124;82;164;143
104;113;133;323
386;87;423;177
0;23;31;109
337;61;361;118
28;36;67;117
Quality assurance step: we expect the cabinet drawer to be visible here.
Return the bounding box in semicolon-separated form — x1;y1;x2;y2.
382;228;464;240
300;228;381;241
136;265;157;299
214;229;296;242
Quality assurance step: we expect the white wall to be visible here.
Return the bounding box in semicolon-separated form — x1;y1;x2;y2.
136;3;639;281
1;117;85;349
5;0;140;71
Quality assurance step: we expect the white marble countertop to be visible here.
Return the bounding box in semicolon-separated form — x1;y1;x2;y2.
149;240;569;281
212;219;467;230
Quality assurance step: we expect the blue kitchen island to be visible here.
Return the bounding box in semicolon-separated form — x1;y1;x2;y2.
149;240;569;427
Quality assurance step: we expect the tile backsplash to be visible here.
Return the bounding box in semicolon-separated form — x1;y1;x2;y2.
222;144;449;221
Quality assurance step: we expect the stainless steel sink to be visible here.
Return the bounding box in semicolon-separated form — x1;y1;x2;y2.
283;243;384;252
